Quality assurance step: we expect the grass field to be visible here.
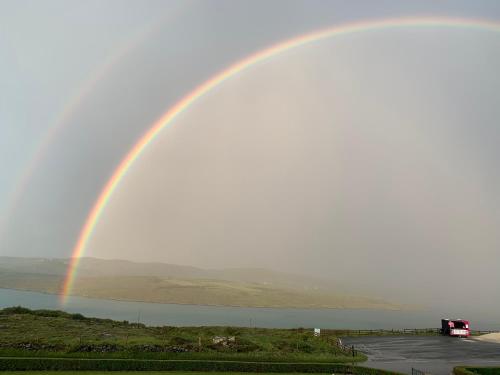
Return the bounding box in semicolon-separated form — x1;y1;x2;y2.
0;307;364;363
0;372;326;375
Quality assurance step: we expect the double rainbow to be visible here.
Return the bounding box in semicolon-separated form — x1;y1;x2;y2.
0;6;187;246
60;16;500;303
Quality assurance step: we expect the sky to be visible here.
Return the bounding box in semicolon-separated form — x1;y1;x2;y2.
1;0;500;310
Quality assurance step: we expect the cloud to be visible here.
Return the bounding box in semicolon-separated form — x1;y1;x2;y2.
87;28;500;308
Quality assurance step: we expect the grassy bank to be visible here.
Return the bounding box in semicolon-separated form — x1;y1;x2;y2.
0;372;314;375
0;307;364;363
0;372;331;375
455;368;500;375
0;358;401;374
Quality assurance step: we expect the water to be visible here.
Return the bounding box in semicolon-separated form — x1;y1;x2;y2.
0;288;498;330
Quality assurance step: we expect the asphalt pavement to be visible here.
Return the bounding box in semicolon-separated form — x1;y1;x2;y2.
342;335;500;375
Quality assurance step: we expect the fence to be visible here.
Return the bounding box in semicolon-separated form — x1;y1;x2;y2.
336;338;358;357
320;328;496;336
412;367;429;375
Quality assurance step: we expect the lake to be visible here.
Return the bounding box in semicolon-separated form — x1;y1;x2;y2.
1;288;498;330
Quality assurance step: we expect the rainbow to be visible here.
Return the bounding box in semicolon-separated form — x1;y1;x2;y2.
60;16;500;303
0;6;185;247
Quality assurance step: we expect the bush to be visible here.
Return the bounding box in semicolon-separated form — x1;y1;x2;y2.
454;367;476;375
170;336;191;345
455;368;500;375
69;343;123;353
225;327;241;335
70;313;86;320
1;306;32;315
0;357;403;374
1;306;87;321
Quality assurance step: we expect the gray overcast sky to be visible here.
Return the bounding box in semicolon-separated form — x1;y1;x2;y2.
1;0;500;310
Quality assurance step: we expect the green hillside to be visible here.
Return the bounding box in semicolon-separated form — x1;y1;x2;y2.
0;257;402;310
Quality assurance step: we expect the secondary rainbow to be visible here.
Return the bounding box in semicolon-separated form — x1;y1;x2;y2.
61;16;500;303
0;7;185;246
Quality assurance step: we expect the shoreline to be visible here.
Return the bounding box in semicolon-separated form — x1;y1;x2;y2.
0;286;410;311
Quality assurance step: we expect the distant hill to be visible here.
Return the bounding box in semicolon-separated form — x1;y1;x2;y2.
0;256;403;310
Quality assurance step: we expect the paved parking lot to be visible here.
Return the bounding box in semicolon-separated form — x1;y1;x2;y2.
343;335;500;375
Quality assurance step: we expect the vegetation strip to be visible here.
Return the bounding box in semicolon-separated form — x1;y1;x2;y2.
0;372;338;375
0;357;402;374
0;307;365;362
454;367;500;375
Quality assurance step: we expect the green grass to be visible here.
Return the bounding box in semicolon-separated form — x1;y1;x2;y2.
0;358;402;374
0;372;327;375
454;368;500;375
0;307;365;363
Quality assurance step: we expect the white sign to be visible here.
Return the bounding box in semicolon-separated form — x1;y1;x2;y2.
314;328;321;336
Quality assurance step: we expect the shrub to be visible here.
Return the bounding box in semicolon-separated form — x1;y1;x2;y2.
70;313;86;320
1;306;32;315
454;368;500;375
170;336;191;345
0;357;403;374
